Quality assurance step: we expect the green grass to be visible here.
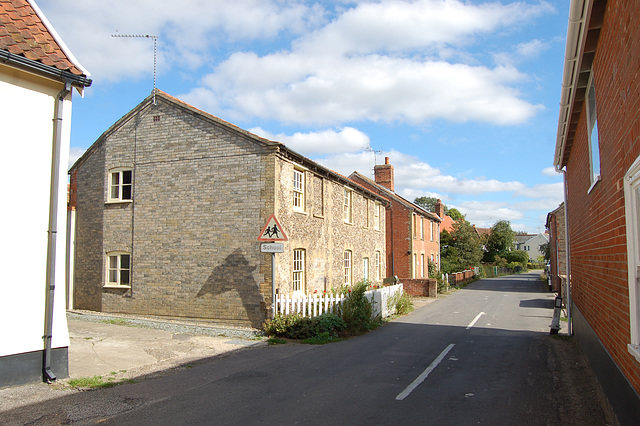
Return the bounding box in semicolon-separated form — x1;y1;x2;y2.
101;318;128;326
267;338;287;345
68;374;135;389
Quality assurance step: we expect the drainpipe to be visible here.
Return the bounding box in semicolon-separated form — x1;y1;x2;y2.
43;81;72;382
556;166;573;336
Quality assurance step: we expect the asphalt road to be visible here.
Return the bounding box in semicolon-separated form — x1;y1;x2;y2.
1;272;614;425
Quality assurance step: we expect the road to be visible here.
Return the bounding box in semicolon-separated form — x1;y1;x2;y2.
1;272;613;425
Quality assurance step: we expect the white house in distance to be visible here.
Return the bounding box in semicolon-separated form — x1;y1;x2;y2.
514;233;549;263
0;0;91;386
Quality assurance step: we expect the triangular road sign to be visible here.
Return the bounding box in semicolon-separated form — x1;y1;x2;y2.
258;214;288;241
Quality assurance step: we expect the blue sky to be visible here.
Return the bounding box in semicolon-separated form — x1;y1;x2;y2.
39;0;568;233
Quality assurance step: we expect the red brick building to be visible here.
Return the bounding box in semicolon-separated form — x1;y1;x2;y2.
350;158;441;280
545;203;566;294
553;0;640;422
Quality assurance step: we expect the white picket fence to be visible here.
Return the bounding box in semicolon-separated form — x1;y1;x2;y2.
274;284;404;319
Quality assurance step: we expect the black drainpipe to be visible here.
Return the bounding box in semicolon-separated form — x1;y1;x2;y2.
43;81;71;382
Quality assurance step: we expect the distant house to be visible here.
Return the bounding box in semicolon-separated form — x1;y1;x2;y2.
434;199;455;233
514;233;549;262
545;204;566;294
69;90;386;328
0;0;91;386
350;158;441;280
553;0;640;422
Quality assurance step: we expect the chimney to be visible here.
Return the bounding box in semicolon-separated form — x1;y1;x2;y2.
435;199;444;218
374;157;394;191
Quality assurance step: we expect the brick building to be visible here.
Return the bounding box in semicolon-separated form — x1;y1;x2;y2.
553;0;640;422
69;90;387;328
545;204;566;294
350;158;441;280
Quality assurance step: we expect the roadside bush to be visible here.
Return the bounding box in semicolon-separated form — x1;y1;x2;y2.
388;290;413;315
337;280;376;334
263;313;346;340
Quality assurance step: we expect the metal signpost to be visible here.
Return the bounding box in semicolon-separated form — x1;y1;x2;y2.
258;215;288;318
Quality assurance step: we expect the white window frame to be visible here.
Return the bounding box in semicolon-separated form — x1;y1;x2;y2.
363;257;369;281
343;188;353;223
344;250;352;285
105;251;131;288
623;156;640;363
374;203;381;231
430;220;434;241
292;249;305;294
421;253;425;278
108;168;133;203
293;169;305;212
374;251;381;281
587;71;601;192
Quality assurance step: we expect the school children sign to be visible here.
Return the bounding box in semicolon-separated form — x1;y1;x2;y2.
258;214;288;242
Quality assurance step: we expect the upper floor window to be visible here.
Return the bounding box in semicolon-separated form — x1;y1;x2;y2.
293;169;305;211
109;168;132;202
420;217;425;239
430;220;434;241
106;251;130;287
343;189;353;223
587;72;601;190
374;203;381;231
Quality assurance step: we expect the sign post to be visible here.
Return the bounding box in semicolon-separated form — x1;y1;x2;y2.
258;215;288;318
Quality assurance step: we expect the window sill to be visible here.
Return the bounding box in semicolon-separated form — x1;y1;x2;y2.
104;285;131;289
313;214;324;219
629;344;640;364
293;209;307;216
106;199;133;205
587;174;601;194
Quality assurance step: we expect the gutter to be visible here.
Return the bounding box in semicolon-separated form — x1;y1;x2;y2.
554;0;587;168
43;81;72;382
0;50;92;92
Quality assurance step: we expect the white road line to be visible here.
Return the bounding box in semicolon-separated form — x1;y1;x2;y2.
396;343;455;401
466;312;486;329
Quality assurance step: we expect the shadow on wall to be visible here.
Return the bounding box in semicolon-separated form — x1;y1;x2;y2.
197;248;266;328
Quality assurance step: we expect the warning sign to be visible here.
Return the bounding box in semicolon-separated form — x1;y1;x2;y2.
258;214;288;242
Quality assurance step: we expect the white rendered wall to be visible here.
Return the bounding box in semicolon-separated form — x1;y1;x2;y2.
0;66;71;357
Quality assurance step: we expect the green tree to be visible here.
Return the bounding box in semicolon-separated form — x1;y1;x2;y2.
441;220;483;274
484;220;515;261
447;208;464;221
414;196;438;213
539;242;550;262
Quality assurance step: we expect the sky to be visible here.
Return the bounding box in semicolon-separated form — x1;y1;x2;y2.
38;0;569;233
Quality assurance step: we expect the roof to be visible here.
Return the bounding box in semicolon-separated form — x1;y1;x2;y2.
0;0;90;83
349;171;440;221
70;89;388;205
554;0;605;168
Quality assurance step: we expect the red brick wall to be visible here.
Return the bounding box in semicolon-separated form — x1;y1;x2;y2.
564;0;640;395
403;278;437;297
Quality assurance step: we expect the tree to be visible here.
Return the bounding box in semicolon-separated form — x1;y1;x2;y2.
447;208;464;221
414;196;438;212
539;242;550;263
441;220;483;274
484;220;515;262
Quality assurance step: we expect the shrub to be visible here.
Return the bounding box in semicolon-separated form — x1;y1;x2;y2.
337;280;376;334
263;313;346;340
388;290;413;315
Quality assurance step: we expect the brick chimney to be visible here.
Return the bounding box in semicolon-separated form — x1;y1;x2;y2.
374;157;394;191
435;199;445;218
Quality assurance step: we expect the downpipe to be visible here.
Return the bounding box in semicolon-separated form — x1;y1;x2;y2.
43;82;71;382
556;166;572;336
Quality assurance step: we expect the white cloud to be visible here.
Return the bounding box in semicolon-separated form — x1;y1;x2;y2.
249;126;369;156
68;147;86;170
542;166;559;177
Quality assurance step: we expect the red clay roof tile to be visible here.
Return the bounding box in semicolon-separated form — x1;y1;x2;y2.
0;0;86;76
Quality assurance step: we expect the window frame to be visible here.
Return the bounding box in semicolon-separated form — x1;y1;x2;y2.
623;156;640;363
374;202;381;231
363;257;369;281
374;251;381;281
108;168;133;203
586;71;601;192
105;251;131;288
293;169;305;212
343;188;353;224
292;249;305;294
344;250;352;285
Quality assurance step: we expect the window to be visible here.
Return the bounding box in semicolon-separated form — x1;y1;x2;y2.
430;221;434;241
587;72;601;190
363;257;369;281
344;250;352;285
106;252;130;287
109;168;132;202
293;169;305;211
421;254;425;278
413;214;418;238
623;156;640;363
293;249;305;293
374;251;381;281
420;217;425;239
314;176;324;216
343;189;353;223
413;253;418;278
374;203;381;230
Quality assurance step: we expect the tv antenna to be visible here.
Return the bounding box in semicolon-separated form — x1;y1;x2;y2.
112;33;158;104
363;146;383;177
